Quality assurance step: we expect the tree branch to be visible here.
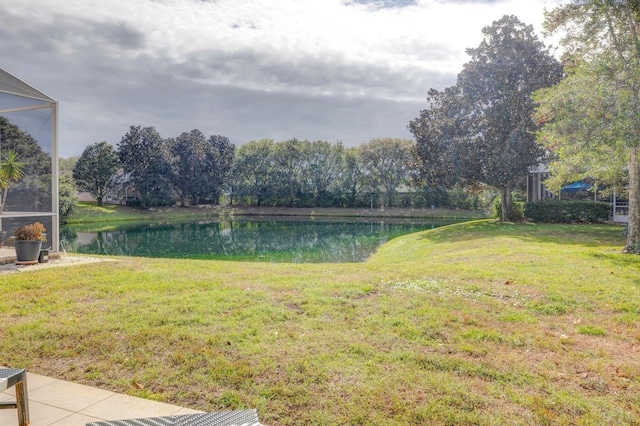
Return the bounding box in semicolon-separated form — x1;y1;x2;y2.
604;4;631;69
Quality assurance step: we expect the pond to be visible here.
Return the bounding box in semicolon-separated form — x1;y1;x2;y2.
61;217;459;263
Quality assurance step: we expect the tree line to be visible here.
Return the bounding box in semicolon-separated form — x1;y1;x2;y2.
230;137;418;208
73;126;234;208
72;133;482;210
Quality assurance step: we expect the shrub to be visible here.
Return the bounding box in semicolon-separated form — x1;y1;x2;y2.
524;200;610;223
492;197;525;221
59;175;78;219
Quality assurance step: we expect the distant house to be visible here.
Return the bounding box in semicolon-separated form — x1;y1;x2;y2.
526;164;554;202
526;164;628;223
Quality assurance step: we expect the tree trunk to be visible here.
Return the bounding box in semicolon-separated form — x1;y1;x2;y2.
0;187;8;212
386;187;395;208
211;190;220;205
500;182;513;222
96;195;103;207
625;145;640;253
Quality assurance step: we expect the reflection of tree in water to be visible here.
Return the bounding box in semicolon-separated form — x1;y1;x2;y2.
0;116;52;211
64;219;441;263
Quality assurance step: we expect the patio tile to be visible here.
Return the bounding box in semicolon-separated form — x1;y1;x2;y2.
1;369;211;425
50;412;105;426
24;372;61;392
29;378;115;413
0;409;20;426
79;393;182;420
0;399;74;426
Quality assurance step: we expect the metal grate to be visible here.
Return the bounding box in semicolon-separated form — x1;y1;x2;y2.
86;409;261;426
0;368;26;392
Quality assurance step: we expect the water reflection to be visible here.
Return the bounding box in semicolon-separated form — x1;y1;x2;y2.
62;217;455;263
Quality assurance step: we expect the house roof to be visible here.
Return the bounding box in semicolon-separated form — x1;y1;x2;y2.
0;68;56;105
528;163;550;174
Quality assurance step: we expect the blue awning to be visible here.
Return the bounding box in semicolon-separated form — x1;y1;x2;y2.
561;181;592;193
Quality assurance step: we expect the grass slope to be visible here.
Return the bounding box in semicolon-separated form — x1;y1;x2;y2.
1;220;639;425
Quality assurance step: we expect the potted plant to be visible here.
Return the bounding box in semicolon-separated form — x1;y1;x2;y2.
14;222;47;264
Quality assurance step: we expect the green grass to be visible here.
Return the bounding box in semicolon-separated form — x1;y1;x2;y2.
63;201;223;224
2;220;640;425
577;325;606;336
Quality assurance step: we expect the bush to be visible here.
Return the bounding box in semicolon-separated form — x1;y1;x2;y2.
492;197;525;221
59;175;78;219
448;188;474;209
524;200;610;223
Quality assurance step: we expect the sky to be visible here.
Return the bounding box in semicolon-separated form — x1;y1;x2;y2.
1;0;562;157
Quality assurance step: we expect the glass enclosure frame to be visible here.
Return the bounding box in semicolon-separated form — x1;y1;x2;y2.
0;68;59;253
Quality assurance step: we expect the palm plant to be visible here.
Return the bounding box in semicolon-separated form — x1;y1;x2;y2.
0;149;26;212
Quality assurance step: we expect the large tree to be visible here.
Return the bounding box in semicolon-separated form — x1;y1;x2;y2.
533;62;628;192
358;138;414;207
167;129;208;207
205;134;235;205
272;138;306;206
339;147;364;207
410;15;562;221
231;139;277;206
302;140;344;206
167;131;235;206
73;141;120;206
118;125;174;208
537;0;640;253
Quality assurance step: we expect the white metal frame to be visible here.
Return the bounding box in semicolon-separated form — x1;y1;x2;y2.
0;68;59;252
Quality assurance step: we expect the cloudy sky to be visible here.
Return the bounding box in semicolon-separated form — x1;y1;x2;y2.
2;0;562;157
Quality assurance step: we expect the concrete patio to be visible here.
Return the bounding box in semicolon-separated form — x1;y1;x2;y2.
0;247;114;276
0;246;18;264
0;371;204;426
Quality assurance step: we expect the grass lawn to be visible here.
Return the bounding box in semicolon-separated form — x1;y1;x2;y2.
1;220;639;424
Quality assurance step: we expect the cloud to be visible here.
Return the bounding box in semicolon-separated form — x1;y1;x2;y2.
0;0;560;156
347;0;418;9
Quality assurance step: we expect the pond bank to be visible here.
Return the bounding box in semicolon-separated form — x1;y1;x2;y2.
65;202;488;225
218;206;486;219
